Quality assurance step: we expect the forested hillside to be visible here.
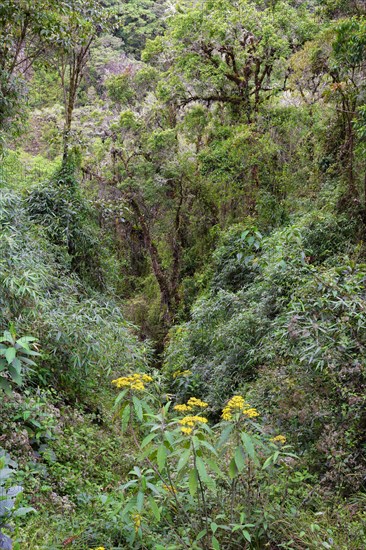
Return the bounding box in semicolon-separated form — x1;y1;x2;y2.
1;1;366;549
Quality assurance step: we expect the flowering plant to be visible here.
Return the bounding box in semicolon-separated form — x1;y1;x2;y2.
112;372;297;549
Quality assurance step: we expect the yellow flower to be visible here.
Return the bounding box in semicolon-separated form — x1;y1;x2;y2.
221;395;259;421
271;435;286;444
162;484;177;493
179;415;208;434
90;547;106;550
173;403;193;413
243;407;259;418
179;415;208;426
187;397;208;408
132;512;142;532
181;427;193;435
112;373;153;392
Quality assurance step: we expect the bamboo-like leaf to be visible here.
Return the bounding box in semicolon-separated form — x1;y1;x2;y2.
262;455;273;470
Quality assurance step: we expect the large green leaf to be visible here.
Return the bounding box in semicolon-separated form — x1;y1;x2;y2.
157;444;167;472
177;448;191;472
241;433;256;461
234;445;246;473
148;495;161;521
5;347;16;364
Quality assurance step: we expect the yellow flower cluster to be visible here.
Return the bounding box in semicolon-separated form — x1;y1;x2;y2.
222;395;259;421
173;369;192;378
112;373;153;392
163;484;177;493
178;415;208;435
244;408;260;418
132;512;142;532
174;403;192;413
187;397;208;408
271;435;286;444
173;397;208;414
90;547;105;550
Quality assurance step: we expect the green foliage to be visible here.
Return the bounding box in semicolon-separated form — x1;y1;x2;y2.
165;211;365;487
144;0;316;117
2;0;366;547
0;0;61;136
0;329;39;395
211;224;263;292
111;376;299;549
0;449;35;550
27;162;101;281
0;180;150;403
113;0;168;58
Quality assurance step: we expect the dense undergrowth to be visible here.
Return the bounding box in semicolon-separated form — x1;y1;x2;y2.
1;0;366;548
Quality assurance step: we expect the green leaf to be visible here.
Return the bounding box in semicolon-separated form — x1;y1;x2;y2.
5;347;16;364
212;535;220;549
234;446;246;473
241;433;256;461
141;432;157;448
132;395;143;421
262;455;273;470
228;456;238;479
177;449;191;472
13;506;36;517
242;529;251;542
19;357;36;366
164;430;175;447
12;357;22;373
211;522;218;534
196;529;207;541
8;365;22;385
199;439;217;455
157;444;167;472
218;423;233;448
121;404;131;432
205;457;224;478
148;496;161;521
196;456;208;482
114;388;128;406
0;376;12;395
189;468;198;496
136;491;144;512
196;456;215;489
